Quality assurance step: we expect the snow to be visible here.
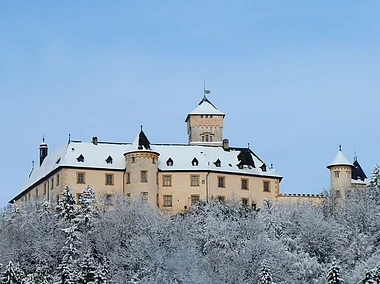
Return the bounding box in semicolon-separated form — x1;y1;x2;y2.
16;140;281;200
186;100;225;117
327;150;353;168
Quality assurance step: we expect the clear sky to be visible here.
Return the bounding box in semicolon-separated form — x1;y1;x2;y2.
1;1;380;207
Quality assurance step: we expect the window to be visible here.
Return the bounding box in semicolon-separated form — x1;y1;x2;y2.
141;192;148;201
163;175;172;187
201;115;204;118
210;136;212;142
190;175;200;186
152;157;156;164
77;154;84;162
205;134;209;142
218;196;225;202
205;115;209;118
141;171;148;182
214;159;221;167
334;171;340;178
56;194;60;205
77;172;86;184
56;174;60;186
105;194;113;205
218;176;225;188
260;164;267;172
191;195;200;205
241;198;249;207
106;156;113;164
263;181;270;192
43;183;47;195
192;158;199;166
51;178;54;190
166;158;173;166
131;157;135;163
126;172;131;184
241;179;249;190
105;173;114;185
35;188;38;198
163;195;173;207
210;115;213;118
202;136;205;142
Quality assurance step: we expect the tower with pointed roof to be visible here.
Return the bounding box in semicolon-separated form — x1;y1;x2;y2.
39;137;48;166
185;96;225;146
124;127;160;207
327;145;353;195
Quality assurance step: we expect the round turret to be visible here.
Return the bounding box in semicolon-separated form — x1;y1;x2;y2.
124;128;159;207
327;145;353;195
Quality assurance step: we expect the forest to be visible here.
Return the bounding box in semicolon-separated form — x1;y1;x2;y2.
2;167;380;283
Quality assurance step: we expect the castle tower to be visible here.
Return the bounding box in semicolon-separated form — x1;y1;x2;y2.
124;127;159;208
185;96;225;146
327;145;353;195
39;137;48;166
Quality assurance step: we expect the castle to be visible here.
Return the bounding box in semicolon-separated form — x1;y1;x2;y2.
10;94;368;210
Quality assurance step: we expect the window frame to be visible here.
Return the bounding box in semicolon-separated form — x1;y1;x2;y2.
105;173;114;186
76;172;86;184
334;171;340;178
263;180;271;192
241;178;249;190
56;174;60;186
163;195;173;207
126;172;131;184
241;198;249;207
140;170;148;182
162;175;172;187
217;195;226;202
190;174;200;186
217;176;225;188
191;194;200;205
50;178;54;190
104;193;114;205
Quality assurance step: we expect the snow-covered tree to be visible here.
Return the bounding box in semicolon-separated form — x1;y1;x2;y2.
257;262;274;284
1;261;25;284
56;186;77;223
77;185;99;231
327;260;345;284
55;226;82;283
78;250;97;284
357;270;377;284
94;263;109;284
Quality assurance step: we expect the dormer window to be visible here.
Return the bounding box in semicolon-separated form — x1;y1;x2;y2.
106;156;113;164
214;159;221;168
192;158;199;166
238;164;244;169
260;164;267;172
56;158;61;164
77;154;84;162
166;158;174;167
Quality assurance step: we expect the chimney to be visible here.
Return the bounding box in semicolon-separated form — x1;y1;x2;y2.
222;139;229;151
92;136;98;145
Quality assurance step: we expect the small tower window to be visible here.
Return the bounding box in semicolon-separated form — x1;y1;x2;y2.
131;157;136;163
214;159;221;168
77;154;84;162
192;158;199;166
205;134;209;142
210;115;213;118
106;156;113;164
334;171;340;178
166;158;174;166
260;164;267;172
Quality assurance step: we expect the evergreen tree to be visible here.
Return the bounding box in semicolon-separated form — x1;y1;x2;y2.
94;263;109;284
77;185;99;231
1;261;25;284
56;186;77;223
327;261;344;284
78;250;97;284
55;226;81;284
258;262;274;284
357;270;377;284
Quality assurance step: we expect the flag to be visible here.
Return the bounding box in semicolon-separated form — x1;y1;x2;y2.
204;89;211;94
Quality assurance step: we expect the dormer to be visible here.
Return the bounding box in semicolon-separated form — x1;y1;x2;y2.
191;158;199;166
185;95;225;147
77;154;84;162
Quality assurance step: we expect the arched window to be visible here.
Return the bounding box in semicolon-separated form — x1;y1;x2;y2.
166;158;174;166
192;158;199;166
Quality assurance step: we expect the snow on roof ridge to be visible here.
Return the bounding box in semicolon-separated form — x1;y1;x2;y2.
327;150;353;168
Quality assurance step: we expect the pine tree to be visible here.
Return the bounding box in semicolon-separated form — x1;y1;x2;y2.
357;270;377;284
94;263;109;284
77;185;99;231
327;261;344;284
1;261;25;284
55;226;81;284
78;250;97;284
56;186;77;223
258;262;274;284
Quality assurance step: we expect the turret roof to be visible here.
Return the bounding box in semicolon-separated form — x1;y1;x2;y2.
327;146;353;168
352;158;367;181
185;96;224;122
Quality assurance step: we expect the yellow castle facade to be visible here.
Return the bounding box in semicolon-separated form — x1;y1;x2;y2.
13;95;366;211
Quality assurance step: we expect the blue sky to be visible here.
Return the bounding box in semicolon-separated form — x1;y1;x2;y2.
1;1;380;206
